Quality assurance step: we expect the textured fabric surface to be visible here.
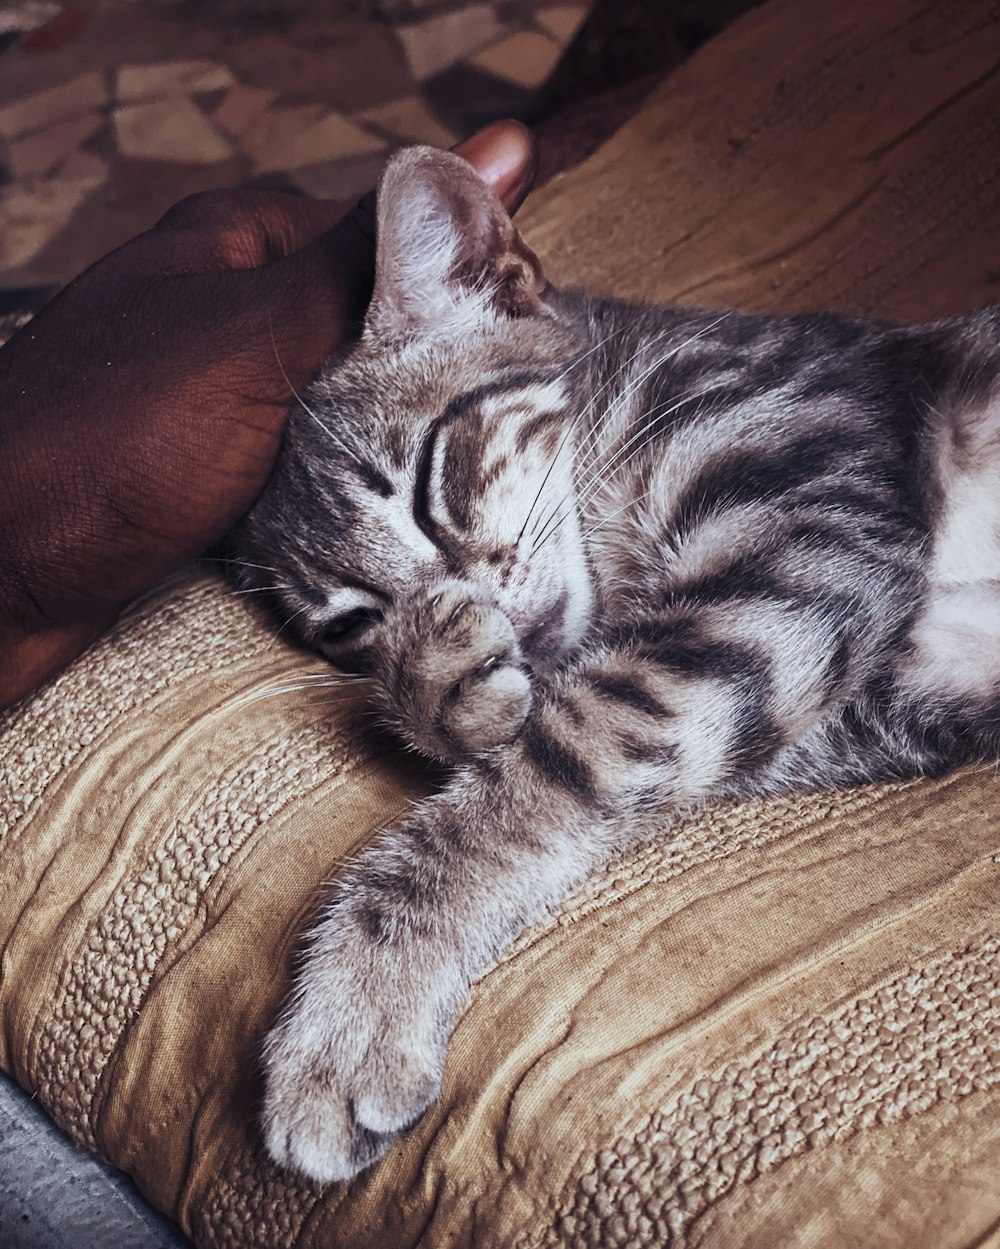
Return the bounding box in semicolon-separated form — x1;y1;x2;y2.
1;0;999;1246
0;1072;189;1248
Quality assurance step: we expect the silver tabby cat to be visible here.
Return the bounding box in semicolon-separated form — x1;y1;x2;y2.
234;146;1000;1182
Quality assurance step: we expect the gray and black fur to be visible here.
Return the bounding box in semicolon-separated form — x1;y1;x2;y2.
233;147;1000;1182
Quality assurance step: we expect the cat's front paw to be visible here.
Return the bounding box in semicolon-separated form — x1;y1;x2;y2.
261;942;446;1184
379;579;532;762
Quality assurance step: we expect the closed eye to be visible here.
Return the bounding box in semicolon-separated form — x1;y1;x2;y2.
318;606;383;646
413;418;465;565
413;420;442;541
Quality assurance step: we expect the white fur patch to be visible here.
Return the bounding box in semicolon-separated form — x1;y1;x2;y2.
899;581;1000;700
930;393;1000;585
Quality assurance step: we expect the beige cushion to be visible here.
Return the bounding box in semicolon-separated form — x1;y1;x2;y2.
2;0;999;1245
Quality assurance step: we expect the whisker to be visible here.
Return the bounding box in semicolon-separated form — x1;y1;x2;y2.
277;671;368;690
529;316;730;553
564;321;691;487
267;310;335;433
533;379;728;556
559;316;717;498
212;557;281;576
571;314;732;491
575;378;731;512
267;310;361;463
580;489;655;542
230;678;367;710
229;583;292;596
523;330;670;547
271;602;313;642
237;690;356;710
237;668;363;690
530;364;671;557
516;427;574;550
515;323;635;546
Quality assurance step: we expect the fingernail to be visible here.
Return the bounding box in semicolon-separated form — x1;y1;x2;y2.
455;120;537;209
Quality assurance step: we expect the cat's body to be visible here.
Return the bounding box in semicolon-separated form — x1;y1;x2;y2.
234;147;1000;1182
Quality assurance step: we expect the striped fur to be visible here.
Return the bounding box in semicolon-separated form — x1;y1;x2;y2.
233;148;1000;1181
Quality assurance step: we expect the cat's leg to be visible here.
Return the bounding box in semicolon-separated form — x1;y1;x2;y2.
887;365;1000;761
879;578;1000;767
262;597;854;1182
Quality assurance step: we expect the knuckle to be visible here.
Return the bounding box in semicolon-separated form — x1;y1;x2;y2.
155;189;268;266
157;189;227;229
157;187;253;229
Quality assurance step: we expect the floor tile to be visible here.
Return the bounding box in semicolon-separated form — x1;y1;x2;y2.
286;16;416;111
0;8;201;107
397;4;505;80
0;150;106;271
226;24;412;113
358;94;459;148
4;152;246;287
472;29;563;89
113;98;234;164
0;2;60;37
0;1073;190;1249
21;4;95;52
240;105;385;175
0;0;595;291
0;72;106;141
422;60;531;135
7;112;104;180
211;84;276;140
536;4;589;43
290;152;390;202
115;59;236;103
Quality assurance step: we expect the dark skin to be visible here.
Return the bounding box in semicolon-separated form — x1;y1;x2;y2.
0;122;536;708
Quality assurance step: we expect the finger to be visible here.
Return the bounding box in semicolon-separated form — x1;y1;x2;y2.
453;119;538;212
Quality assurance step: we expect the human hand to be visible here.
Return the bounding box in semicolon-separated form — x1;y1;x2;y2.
0;121;537;708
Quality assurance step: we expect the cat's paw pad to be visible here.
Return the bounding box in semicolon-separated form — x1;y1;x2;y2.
262;1020;442;1184
388;580;532;761
262;1064;384;1184
438;650;531;757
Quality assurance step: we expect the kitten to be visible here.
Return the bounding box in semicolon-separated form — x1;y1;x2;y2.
233;145;1000;1182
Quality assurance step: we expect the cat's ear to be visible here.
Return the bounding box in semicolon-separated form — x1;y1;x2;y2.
366;145;545;338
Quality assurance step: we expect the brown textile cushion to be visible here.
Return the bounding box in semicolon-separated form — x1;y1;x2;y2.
2;0;999;1245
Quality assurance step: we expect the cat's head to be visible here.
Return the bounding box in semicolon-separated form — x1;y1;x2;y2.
239;145;594;682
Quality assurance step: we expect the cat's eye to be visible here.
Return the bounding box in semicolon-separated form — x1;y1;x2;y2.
318;607;382;645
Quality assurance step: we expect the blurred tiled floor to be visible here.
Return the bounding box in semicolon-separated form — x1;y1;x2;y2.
0;0;592;290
